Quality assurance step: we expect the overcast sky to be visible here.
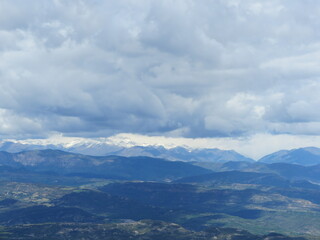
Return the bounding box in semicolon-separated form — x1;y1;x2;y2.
1;0;320;157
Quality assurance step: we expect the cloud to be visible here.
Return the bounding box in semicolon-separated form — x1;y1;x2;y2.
0;0;320;139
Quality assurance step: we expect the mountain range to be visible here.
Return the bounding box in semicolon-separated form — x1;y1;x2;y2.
0;140;254;163
0;149;212;181
3;139;320;166
259;147;320;166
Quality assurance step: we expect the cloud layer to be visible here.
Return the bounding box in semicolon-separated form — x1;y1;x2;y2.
1;0;320;139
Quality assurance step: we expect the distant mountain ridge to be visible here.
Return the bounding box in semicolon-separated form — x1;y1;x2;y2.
110;146;253;162
259;147;320;166
0;140;253;163
3;140;320;166
0;149;212;181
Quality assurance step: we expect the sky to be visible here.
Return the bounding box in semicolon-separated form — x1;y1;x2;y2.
1;0;320;158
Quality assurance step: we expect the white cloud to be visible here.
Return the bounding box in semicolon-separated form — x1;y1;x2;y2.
0;0;319;141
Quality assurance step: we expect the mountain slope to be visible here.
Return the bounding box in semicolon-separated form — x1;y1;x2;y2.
175;171;320;189
0;150;212;181
0;205;102;225
3;221;307;240
266;163;320;183
54;190;168;220
259;147;320;166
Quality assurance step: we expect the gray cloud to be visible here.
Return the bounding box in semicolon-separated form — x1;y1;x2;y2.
0;0;320;139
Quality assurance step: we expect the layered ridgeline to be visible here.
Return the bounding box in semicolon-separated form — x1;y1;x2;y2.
259;147;320;166
0;140;253;163
0;150;212;181
5;139;320;167
193;160;320;184
110;146;254;163
0;149;319;239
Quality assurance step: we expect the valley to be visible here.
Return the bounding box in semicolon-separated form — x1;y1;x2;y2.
0;149;319;239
